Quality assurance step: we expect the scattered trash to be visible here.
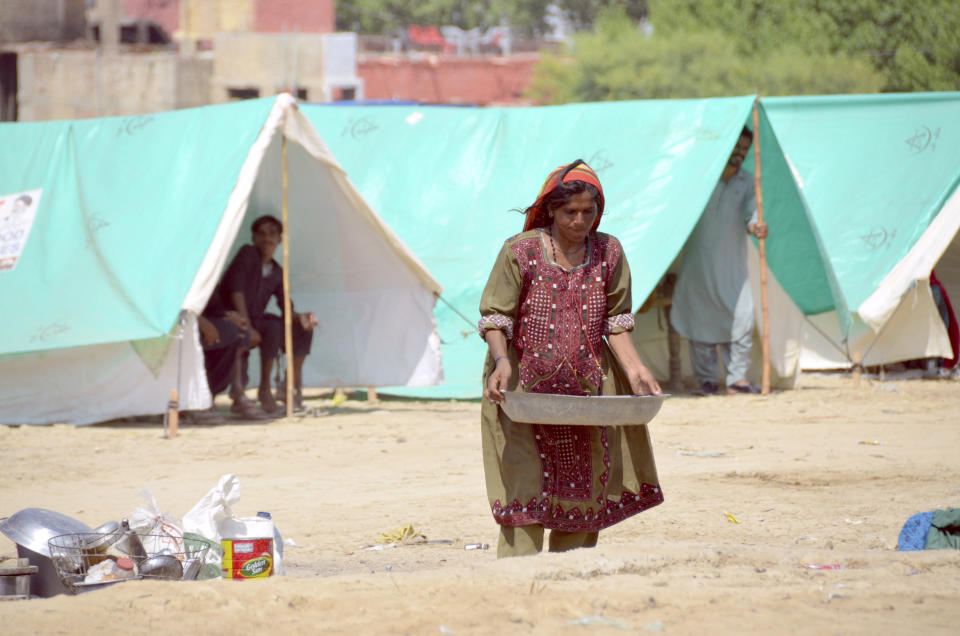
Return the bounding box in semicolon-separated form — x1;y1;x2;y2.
569;615;630;629
794;536;818;544
331;389;348;406
377;524;425;545
802;563;843;570
365;543;397;551
857;440;885;446
677;449;726;457
293;407;328;418
724;511;741;524
84;558;136;583
844;519;864;525
642;621;665;632
129;488;183;554
439;626;453;634
464;543;489;550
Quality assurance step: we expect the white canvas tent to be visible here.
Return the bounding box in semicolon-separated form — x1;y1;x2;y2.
0;94;443;425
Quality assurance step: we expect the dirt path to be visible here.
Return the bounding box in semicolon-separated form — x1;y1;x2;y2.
2;375;959;634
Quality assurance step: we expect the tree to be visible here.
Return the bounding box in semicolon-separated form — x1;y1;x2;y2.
526;10;884;103
647;0;960;92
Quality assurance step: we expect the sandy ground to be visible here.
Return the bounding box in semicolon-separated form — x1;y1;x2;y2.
1;375;959;635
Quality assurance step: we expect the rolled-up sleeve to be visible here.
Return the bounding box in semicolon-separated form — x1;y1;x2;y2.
605;242;635;335
478;241;522;340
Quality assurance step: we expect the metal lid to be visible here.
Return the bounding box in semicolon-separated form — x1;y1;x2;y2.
0;508;92;557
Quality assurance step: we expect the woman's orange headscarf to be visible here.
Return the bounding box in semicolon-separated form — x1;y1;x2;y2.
522;160;605;232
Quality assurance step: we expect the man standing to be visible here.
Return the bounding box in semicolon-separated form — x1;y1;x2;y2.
670;127;769;395
204;215;318;414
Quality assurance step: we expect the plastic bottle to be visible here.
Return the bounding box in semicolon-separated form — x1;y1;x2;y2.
256;511;286;576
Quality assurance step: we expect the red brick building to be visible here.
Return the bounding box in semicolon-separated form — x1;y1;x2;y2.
358;53;539;106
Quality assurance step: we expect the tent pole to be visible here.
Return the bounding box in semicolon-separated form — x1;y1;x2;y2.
282;135;295;418
752;99;772;395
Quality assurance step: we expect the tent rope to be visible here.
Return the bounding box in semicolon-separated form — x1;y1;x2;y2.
803;316;850;361
435;293;476;331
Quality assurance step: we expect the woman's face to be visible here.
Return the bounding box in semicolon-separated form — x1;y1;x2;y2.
550;190;598;245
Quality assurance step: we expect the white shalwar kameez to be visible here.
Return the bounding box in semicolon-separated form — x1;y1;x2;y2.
670;169;758;386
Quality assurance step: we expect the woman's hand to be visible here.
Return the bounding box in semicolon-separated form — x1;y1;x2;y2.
484;357;512;404
627;364;662;396
606;332;662;396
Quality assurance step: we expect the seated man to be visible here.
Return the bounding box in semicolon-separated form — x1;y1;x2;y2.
204;214;317;414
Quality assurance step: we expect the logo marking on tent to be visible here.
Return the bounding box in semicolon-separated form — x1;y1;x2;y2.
587;150;614;173
344;117;378;139
84;215;111;247
117;115;155;138
860;227;896;250
29;322;69;343
905;126;940;154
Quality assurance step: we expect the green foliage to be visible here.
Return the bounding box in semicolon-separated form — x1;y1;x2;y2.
647;0;960;93
527;11;884;103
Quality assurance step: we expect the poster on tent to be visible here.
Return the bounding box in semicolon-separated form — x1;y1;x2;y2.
0;188;42;272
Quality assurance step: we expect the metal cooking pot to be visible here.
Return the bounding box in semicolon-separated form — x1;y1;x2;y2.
0;508;91;557
0;508;92;598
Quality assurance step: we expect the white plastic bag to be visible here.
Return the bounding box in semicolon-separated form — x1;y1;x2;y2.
182;474;287;576
129;488;184;555
181;473;241;543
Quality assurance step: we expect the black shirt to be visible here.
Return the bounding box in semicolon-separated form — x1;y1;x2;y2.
203;244;290;320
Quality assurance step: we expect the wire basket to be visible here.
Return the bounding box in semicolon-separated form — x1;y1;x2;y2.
48;532;216;594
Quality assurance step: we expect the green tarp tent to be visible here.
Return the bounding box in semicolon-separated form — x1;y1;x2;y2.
304;91;960;397
762;92;960;369
303;96;835;397
0;95;443;424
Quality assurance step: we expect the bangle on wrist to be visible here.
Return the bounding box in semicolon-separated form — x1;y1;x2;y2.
494;355;507;364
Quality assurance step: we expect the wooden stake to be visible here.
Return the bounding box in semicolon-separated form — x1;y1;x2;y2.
665;306;683;392
166;388;179;438
852;351;862;388
752;99;772;396
281;135;295;418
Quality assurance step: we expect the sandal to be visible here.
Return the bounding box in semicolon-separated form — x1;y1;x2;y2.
727;383;761;394
186;405;226;425
231;396;274;420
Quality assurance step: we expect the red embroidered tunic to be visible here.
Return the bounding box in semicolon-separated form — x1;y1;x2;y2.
478;230;663;533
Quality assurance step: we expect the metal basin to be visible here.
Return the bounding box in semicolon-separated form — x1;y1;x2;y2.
0;508;92;557
0;509;92;598
500;391;666;426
